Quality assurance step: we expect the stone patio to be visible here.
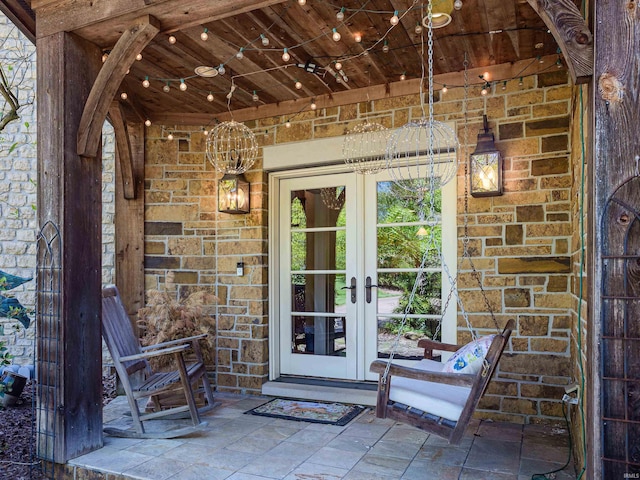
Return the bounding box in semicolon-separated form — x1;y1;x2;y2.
65;393;577;480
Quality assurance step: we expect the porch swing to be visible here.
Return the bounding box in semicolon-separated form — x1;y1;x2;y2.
368;1;513;445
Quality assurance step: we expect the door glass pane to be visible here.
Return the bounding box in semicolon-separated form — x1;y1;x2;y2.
289;186;348;358
376;180;443;360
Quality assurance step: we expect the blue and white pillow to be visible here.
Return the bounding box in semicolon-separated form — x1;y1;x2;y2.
442;335;496;374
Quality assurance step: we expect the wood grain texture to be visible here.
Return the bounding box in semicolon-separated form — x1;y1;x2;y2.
108;101;135;199
526;0;593;84
77;15;160;158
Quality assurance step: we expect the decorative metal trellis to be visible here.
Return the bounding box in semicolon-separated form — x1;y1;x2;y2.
35;220;62;478
600;175;640;477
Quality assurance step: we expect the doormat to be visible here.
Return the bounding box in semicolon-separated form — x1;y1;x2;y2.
246;398;366;426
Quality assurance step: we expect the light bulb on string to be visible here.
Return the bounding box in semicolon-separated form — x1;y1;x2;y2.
282;48;290;62
454;0;463;10
200;28;209;41
336;7;345;21
207;92;214;102
168;35;176;44
142;76;150;88
144;119;151;127
260;34;269;46
415;22;423;34
236;48;244;59
537;55;544;64
354;32;362;43
218;64;226;75
167;132;174;141
518;77;524;86
203;128;209;136
502;81;507;90
285;120;291;128
400;72;406;81
179;79;187;91
442;85;448;93
382;40;389;53
335;61;342;70
310;99;317;110
295;80;302;89
297;0;306;5
163;82;171;93
136;53;143;61
101;52;109;62
390;10;399;26
120;92;128;100
332;28;341;41
556;58;563;69
252;90;259;102
481;82;490;95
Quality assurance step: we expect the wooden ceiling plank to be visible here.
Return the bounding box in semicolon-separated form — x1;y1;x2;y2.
152;54;560;126
107;101;136;199
526;0;593;84
77;15;160;158
0;0;36;43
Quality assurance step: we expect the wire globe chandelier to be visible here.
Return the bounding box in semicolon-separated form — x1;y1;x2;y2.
386;0;459;192
343;121;390;175
206;120;258;174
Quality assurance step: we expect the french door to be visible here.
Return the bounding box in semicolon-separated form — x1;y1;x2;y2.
276;169;456;381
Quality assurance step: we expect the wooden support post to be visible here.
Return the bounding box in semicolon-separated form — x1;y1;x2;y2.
115;122;145;321
36;31;104;462
592;1;640;478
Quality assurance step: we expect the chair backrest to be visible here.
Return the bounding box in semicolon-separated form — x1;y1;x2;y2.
102;285;147;376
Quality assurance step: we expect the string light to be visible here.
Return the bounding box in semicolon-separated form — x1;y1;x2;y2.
518;77;524;86
295;80;303;89
163;82;171;93
454;0;463;10
332;28;341;41
400;72;406;81
298;0;306;4
207;92;214;102
354;32;362;43
481;82;489;95
285;120;292;128
537;55;544;64
144;119;151;127
168;35;176;44
310;99;317;110
142;76;150;88
282;48;290;62
135;53;143;61
382;40;389;53
502;81;507;90
336;7;345;21
200;28;209;41
167;132;174;141
260;34;269;46
252;90;259;102
236;48;244;59
390;10;399;26
415;22;423;34
179;79;187;91
120;92;128;100
203;128;209;136
101;52;109;62
335;61;342;70
218;64;226;75
442;85;448;93
556;58;563;69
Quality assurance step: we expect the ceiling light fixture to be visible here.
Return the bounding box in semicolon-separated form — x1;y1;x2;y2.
421;0;454;29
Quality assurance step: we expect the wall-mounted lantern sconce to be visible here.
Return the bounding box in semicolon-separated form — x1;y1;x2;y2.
218;173;250;214
470;114;503;197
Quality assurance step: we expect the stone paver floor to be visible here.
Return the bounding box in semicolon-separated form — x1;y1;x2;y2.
68;393;577;480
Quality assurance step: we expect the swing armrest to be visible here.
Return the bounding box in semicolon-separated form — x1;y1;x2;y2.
417;339;461;360
370;360;476;387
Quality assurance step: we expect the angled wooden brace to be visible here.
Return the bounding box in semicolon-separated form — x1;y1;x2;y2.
526;0;593;84
77;15;160;158
108;101;136;199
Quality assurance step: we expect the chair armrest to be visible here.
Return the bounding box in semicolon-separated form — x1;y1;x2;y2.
140;333;208;351
369;360;475;387
417;339;461;359
120;344;190;362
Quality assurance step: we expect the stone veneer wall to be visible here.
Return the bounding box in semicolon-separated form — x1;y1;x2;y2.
146;69;576;422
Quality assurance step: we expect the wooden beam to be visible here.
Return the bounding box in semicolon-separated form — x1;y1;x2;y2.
36;30;104;463
108;101;136;199
0;0;36;43
151;54;560;125
115;122;145;320
34;0;287;41
526;0;593;84
77;15;160;158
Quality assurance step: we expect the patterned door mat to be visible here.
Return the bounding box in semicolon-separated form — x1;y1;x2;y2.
246;398;366;426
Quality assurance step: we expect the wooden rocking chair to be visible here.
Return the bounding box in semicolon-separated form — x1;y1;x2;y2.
370;319;514;445
102;285;216;438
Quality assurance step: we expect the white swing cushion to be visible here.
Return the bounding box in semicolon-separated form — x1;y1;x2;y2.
442;335;496;375
387;359;471;422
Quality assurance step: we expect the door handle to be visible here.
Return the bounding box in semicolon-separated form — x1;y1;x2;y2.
341;276;357;303
365;276;378;304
